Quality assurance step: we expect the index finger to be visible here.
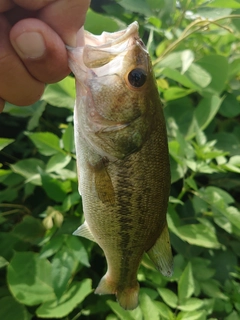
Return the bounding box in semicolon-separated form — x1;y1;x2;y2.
38;0;90;46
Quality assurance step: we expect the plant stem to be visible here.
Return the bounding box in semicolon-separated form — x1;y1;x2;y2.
0;203;31;215
153;14;240;66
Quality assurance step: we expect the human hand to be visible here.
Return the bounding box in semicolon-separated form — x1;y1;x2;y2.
0;0;90;112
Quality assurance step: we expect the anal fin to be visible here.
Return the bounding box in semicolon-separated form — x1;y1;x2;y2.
147;224;173;277
73;221;96;242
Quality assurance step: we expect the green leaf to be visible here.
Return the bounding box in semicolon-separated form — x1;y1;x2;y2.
200;186;234;205
41;77;75;109
26;132;63;156
7;252;55;305
61;192;81;212
3;100;45;117
11;216;45;243
161;68;198;89
191;258;215;281
57;76;76;98
10;158;45;185
154;301;175;319
36;279;92;318
65;236;90;267
0;296;31;320
221;206;240;230
62;123;74;153
41;173;71;202
107;300;136;320
170;155;186;183
139;292;159;320
27;100;46;131
118;0;152;16
85;9;119;34
185;63;211;88
52;247;78;299
208;0;240;8
46;153;71;173
177;223;220;248
196;55;228;94
0;138;14;151
157;287;178;308
181;50;194;74
178;298;204;311
187;95;223;139
0;233;19;261
164;87;195;101
225;311;240;320
157;51;182;69
201;280;228;300
39;235;64;259
0;256;8;268
176;310;207;320
196;7;232;19
229;155;240;166
178;262;194;302
0;169;12;183
213;132;240;156
219;93;240;118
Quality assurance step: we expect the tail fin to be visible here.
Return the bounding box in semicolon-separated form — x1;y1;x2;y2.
95;274;139;310
116;284;139;310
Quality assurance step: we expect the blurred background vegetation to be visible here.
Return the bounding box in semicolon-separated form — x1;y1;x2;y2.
1;0;240;319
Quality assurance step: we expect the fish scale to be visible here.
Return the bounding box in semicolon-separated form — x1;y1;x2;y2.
68;21;173;310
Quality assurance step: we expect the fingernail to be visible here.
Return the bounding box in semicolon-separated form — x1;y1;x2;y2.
14;32;46;59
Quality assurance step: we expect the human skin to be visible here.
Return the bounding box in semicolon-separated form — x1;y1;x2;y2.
0;0;90;112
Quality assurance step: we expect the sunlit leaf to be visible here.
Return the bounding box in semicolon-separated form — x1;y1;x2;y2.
178;263;194;302
158;288;178;308
0;138;14;151
36;279;92;318
85;9;119;34
41;173;71;202
139;292;159;320
208;0;240;8
41;77;75;109
181;50;194;74
46;153;71;173
10;158;45;185
62;123;75;153
7;252;55;305
26;132;63;156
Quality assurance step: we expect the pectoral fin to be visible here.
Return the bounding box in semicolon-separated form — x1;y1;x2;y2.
91;158;115;205
147;224;173;277
73;221;96;242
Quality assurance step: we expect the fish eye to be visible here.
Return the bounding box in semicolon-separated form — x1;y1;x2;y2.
127;68;147;88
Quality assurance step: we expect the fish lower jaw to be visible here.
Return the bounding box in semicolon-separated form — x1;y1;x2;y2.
94;274;139;310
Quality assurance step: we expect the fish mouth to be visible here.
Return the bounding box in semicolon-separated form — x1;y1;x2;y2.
82;21;146;70
84;21;139;49
67;22;147;77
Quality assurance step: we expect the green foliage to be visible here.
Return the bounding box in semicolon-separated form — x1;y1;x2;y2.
1;0;240;319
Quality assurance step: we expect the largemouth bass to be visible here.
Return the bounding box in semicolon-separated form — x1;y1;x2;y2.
68;21;173;310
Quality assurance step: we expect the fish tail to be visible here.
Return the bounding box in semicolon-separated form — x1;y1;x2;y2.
116;283;139;310
95;274;139;310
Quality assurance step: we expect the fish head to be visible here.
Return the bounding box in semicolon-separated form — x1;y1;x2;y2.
68;22;160;159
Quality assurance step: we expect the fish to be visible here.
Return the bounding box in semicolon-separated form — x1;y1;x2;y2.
67;21;173;310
